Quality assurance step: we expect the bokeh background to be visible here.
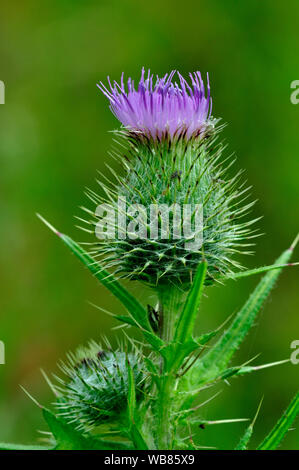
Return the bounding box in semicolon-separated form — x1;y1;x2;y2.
0;0;298;450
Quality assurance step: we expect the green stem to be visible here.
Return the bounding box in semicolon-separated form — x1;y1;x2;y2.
157;375;174;449
156;287;186;449
158;287;186;342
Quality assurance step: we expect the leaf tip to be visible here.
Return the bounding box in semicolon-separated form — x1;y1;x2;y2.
251;396;264;427
289;232;299;252
19;385;43;409
36;213;61;237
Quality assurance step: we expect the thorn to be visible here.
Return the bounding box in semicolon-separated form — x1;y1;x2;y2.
290;233;299;251
87;301;116;317
191;391;222;411
40;369;59;397
251;396;264;428
19;385;43;408
36;213;61;237
252;358;290;371
205;418;249;426
241;353;261;368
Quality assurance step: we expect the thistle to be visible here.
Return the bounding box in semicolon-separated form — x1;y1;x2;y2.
88;69;256;287
54;342;145;432
1;69;298;451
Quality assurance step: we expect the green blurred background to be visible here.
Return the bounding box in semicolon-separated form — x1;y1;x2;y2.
0;0;298;449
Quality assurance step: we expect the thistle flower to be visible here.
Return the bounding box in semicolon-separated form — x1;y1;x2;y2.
89;69;256;287
55;342;144;432
97;68;213;139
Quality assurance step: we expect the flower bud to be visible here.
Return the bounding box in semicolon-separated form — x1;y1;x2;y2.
55;342;144;431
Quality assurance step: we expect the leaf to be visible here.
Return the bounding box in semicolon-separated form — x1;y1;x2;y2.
235;426;253;451
43;408;86;450
144;357;159;387
63;234;152;331
126;360;148;450
220;359;290;381
43;408;132;450
174;262;207;346
257;392;299;450
235;399;263;450
113;314;139;328
147;263;206;371
169;262;207;370
160;339;199;367
37;214;152;333
112;314;165;353
166;285;230;374
126;360;136;424
191;240;296;386
0;443;50;450
187;315;236;354
220;262;299;281
143;330;164;353
195;330;219;346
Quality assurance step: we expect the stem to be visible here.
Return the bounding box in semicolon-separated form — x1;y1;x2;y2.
157;375;174;449
158;287;186;341
156;287;186;449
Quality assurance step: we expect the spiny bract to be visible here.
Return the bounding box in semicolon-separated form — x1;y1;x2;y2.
55;342;144;432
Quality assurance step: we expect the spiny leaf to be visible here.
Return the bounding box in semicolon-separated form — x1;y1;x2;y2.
191;238;297;386
37;214;151;332
126;359;136;424
193;315;235;348
144;357;159;387
143;330;165;353
159;262;208;370
257;392;299;450
220;359;290;381
126;359;148;450
174;262;207;346
235;398;263;450
195;331;219;346
43;408;132;450
113;314;139;328
235;426;253;451
220;262;299;281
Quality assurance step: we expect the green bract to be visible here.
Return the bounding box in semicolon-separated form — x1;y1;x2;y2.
55;343;145;432
85;127;257;287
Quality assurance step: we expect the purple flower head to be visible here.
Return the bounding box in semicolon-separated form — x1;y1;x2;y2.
97;68;213;140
